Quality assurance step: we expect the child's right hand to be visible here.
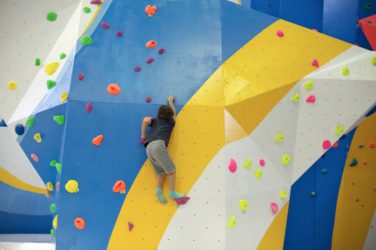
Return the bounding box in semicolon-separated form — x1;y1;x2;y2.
168;96;174;103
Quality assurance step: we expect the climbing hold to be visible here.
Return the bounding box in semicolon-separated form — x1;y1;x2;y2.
26;116;35;127
281;154;291;166
239;199;249;213
46;182;54;192
107;83;121;95
310;191;316;198
7;81;17;90
55;182;61;191
53;115;65;125
35;58;41;66
90;0;102;4
31;153;39;163
342;66;350;76
359;144;365;148
145;96;152;103
33;133;42;143
145;5;157;16
50;229;56;237
74;218;86;230
45;62;59;75
372;56;376;66
158;48;165;55
146;40;157;48
259;159;265;167
279;189;288;199
290;92;300;103
322;140;331;150
116;31;123;37
332;141;338;148
50;160;57;167
15;124;25;135
92;134;104;146
270;202;278;215
335;124;345;136
276;30;284;37
363;2;372;11
81;35;93;45
306;95;316;103
52;215;58;230
254;169;263;179
50;203;56;214
65;180;79;193
304;80;314;90
312;29;318;32
134;66;142;72
243;159;252;170
46;12;58;22
174;196;190;205
321;168;328;174
60;91;68;103
86;102;93;113
83;7;91;13
128;222;134;231
146;58;154;64
55;162;62;174
78;73;85;80
349;158;358;167
311;59;320;67
0;119;7;127
227;216;236;229
274;132;284;142
101;22;110;29
112;180;126;193
362;161;368;166
60;53;66;60
368;142;375;148
228;159;237;173
47;80;57;89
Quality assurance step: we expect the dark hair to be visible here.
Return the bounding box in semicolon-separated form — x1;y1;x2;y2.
158;105;174;120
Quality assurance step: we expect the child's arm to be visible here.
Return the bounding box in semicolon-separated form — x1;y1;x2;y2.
168;96;176;120
141;117;152;143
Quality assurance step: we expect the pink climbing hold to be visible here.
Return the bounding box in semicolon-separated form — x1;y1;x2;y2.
306;95;316;103
101;22;110;29
128;222;134;231
322;140;331;150
276;30;284;37
31;153;39;163
146;58;154;64
174;196;190;205
116;31;123;37
86;102;93;113
78;73;85;81
90;0;102;4
311;59;320;67
158;48;165;55
270;202;279;215
145;96;152;103
259;159;265;167
134;66;142;72
228;158;237;173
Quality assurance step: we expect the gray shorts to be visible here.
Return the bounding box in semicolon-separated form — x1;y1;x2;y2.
146;140;176;175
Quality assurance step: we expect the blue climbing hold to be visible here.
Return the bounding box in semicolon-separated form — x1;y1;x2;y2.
0;119;7;127
15;124;25;135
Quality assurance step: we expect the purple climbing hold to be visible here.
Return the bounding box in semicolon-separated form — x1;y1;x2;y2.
128;221;134;231
15;124;25;135
158;48;165;55
134;66;142;72
146;58;154;64
78;73;85;81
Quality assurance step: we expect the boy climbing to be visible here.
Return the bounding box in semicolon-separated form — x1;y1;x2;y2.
140;96;184;204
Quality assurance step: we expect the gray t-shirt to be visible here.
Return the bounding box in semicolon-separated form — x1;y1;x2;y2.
145;118;175;147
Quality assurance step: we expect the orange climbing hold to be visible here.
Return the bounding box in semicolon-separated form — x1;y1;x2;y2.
112;180;126;193
74;218;86;230
107;83;121;95
92;134;104;146
146;40;157;48
145;5;157;16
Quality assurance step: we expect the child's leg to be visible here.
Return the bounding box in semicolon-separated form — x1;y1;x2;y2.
167;171;184;199
156;174;167;204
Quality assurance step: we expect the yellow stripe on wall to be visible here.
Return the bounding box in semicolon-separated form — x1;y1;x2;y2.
0;167;46;195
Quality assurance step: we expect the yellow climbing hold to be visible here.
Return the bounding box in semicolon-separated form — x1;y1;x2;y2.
274;132;285;143
52;215;58;230
227;216;236;229
335;124;345;136
342;66;350;76
65;179;79;193
279;189;288;199
60;91;68;103
45;62;59;75
304;80;314;90
243;159;252;169
281;154;291;166
7;81;17;90
290;92;300;103
33;133;42;143
254;169;263;179
239;199;249;213
46;182;54;192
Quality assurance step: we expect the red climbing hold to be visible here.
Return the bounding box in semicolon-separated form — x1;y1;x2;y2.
116;31;123;37
174;196;190;205
128;222;134;231
86;102;93;113
74;218;86;230
322;140;331;150
145;5;157;16
358;15;376;50
332;141;339;148
306;95;316;103
92;134;104;146
107;83;121;95
146;40;157;48
134;66;142;72
362;161;368;166
158;48;165;55
368;142;375;148
146;58;154;64
101;22;110;29
31;153;39;163
276;30;284;37
145;96;152;103
311;59;320;68
78;73;85;81
112;180;126;193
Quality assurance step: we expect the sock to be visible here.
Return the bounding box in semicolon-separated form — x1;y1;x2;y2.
156;188;167;204
169;190;184;199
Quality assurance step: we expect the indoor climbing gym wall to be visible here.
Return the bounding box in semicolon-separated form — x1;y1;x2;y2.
0;1;375;250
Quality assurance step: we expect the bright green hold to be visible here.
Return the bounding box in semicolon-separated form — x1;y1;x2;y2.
239;199;249;213
50;229;56;237
60;53;67;60
274;132;284;143
342;66;350;76
26;116;35;127
53;115;65;125
290;92;300;103
243;159;252;170
35;58;41;66
46;12;58;22
227;216;236;229
350;158;358;167
50;160;57;167
47;80;57;89
304;80;314;90
55;162;62;174
372;56;376;66
83;7;91;13
50;203;56;213
81;35;93;45
335;124;345;136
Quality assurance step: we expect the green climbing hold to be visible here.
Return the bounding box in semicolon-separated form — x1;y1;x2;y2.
304;80;314;90
349;158;358;167
274;132;284;143
53;115;65;125
55;162;62;174
342;66;350;76
50;160;57;167
26;116;35;127
50;229;56;237
321;168;328;174
335;124;345;136
81;35;93;45
363;2;372;11
60;53;67;60
46;12;58;22
83;7;91;13
310;191;316;198
35;58;41;66
50;203;56;213
47;80;57;89
372;56;376;66
243;159;252;169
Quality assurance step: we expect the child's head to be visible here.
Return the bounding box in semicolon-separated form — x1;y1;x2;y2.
158;105;174;120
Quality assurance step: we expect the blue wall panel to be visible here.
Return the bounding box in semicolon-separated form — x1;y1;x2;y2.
251;0;281;17
0;210;51;234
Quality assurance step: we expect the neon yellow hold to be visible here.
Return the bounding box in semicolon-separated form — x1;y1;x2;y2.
279;189;288;199
46;182;54;192
290;92;300;103
335;124;345;136
33;133;42;143
227;216;236;229
243;159;252;169
7;81;17;90
65;180;79;193
304;80;314;90
342;66;350;76
45;62;60;75
239;199;249;213
274;132;285;143
372;56;376;66
52;215;58;230
281;154;291;166
60;91;68;103
254;169;263;179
